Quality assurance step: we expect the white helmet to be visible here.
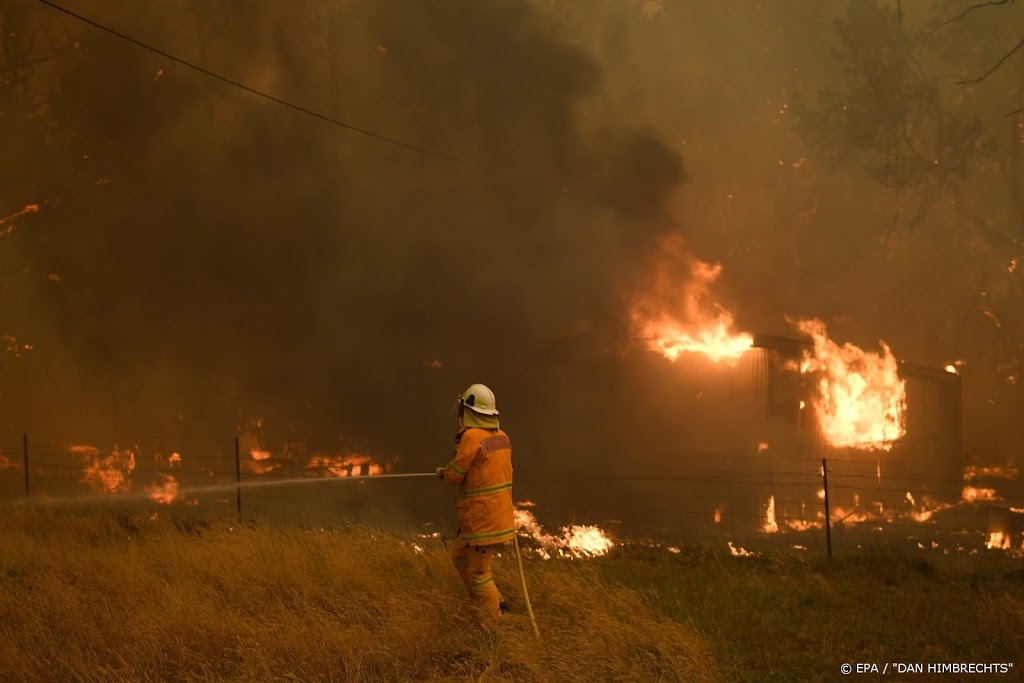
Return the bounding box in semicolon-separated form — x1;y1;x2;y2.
457;383;499;416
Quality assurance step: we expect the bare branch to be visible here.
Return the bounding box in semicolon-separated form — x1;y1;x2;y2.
933;0;1013;32
957;34;1024;84
1007;105;1024;116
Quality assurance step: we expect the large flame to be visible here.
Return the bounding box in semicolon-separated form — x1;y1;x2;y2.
794;319;906;450
75;444;136;495
632;240;752;363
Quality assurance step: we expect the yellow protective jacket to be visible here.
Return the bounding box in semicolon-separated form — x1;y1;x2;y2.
443;427;514;545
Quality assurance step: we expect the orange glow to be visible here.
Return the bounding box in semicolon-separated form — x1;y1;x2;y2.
832;506;871;525
985;531;1011;550
794;319;906;450
0;203;40;230
714;507;722;524
0;453;14;470
762;495;778;533
728;541;758;557
962;486;999;502
963;465;1019;481
757;441;769;453
513;508;613;559
631;239;752;364
245;449;278;475
76;444;136;495
305;452;387;478
145;474;181;504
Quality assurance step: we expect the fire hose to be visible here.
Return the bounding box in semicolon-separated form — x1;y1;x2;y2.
383;471;539;637
319;470;541;636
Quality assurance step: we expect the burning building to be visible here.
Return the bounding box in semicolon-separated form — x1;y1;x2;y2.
734;333;964;535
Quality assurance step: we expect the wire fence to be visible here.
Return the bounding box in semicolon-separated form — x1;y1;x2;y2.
0;432;1018;558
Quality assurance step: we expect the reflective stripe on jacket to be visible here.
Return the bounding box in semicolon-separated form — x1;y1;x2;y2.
444;427;514;545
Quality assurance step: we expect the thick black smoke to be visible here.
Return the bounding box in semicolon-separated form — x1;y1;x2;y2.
1;1;688;467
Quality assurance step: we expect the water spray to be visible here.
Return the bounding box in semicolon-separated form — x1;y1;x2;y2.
8;471;440;506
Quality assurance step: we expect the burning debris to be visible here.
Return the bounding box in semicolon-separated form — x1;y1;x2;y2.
963;465;1019;481
76;444;137;495
0;202;41;235
762;495;779;533
145;474;181;505
961;486;999;503
305;453;387;478
245;449;278;476
728;541;759;557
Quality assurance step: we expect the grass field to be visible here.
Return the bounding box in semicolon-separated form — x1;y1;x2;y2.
0;508;1021;682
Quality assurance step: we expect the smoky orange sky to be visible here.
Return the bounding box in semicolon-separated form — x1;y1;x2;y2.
1;0;1022;514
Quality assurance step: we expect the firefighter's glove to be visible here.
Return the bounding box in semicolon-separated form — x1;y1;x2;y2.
436;467;446;480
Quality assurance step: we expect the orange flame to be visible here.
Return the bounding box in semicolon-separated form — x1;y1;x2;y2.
728;541;759;557
305;452;386;478
145;474;181;504
963;465;1019;481
962;486;999;503
632;240;752;364
762;495;779;533
0;203;40;231
985;531;1011;550
246;449;279;475
794;319;906;450
513;508;613;559
76;444;136;495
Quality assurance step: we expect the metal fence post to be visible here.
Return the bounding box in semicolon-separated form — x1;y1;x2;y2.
22;433;29;497
235;436;242;522
822;458;832;561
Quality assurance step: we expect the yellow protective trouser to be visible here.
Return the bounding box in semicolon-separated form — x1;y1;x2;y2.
451;536;503;621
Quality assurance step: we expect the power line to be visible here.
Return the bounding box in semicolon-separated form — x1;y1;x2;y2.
33;0;461;163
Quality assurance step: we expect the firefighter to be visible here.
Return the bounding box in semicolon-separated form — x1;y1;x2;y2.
437;383;514;622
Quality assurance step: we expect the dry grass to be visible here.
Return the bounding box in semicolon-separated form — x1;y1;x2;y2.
0;509;717;682
3;508;1022;682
